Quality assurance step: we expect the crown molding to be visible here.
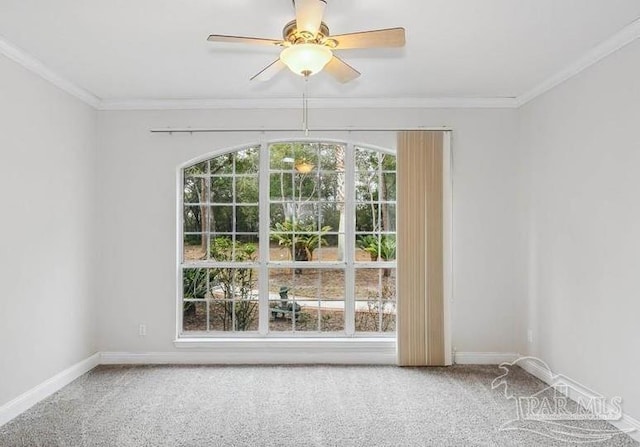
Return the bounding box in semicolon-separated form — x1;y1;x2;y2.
98;96;518;111
516;16;640;107
0;35;101;109
3;15;640;112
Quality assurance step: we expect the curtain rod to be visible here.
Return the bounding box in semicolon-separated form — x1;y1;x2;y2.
150;127;452;134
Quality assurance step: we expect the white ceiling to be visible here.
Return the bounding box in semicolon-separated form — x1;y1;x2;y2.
1;0;639;104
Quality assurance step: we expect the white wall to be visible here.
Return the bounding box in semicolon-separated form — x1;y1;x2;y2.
95;107;525;355
520;38;640;419
0;55;97;406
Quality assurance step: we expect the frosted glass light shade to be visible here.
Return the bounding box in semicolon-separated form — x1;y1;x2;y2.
280;44;332;76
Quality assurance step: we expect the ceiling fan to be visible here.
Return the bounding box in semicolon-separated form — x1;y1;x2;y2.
207;0;405;83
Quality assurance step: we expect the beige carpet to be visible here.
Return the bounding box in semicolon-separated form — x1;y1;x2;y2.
0;365;637;446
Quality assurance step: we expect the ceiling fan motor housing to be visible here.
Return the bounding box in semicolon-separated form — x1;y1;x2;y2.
283;20;337;48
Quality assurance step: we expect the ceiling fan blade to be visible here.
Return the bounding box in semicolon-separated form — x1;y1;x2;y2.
295;0;327;35
324;56;360;84
207;34;283;46
331;27;406;50
250;59;286;81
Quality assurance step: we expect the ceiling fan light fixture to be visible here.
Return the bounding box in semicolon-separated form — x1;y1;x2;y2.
280;43;332;77
294;159;315;173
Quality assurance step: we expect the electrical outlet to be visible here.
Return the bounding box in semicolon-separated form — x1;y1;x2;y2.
527;329;533;344
139;324;147;336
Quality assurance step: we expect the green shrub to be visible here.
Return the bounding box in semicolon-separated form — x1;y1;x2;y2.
270;220;331;261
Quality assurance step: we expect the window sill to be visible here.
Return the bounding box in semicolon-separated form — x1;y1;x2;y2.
172;337;396;364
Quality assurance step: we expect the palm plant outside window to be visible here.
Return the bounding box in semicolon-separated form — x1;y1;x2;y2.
180;141;396;336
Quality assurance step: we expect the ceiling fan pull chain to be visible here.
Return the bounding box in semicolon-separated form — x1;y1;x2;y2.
303;76;310;135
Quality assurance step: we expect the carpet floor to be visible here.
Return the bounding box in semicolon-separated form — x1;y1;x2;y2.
0;365;637;446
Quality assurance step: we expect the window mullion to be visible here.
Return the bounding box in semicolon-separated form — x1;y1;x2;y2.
258;141;270;335
205;161;211;331
177;167;185;337
344;143;356;336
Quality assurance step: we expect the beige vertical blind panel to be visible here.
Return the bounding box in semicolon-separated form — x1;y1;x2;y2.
397;131;445;366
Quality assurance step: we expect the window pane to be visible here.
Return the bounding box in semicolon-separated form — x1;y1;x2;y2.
382;173;397;201
381;204;397;233
269;300;318;332
319;303;344;332
355;204;374;233
183;268;209;298
270;300;347;333
235;238;259;262
319;202;341;231
355;147;380;171
270;172;295;200
235;176;259;204
291;173;316;198
355;268;396;301
183;302;207;332
184;175;207;204
210;153;234;174
269;311;293;332
356;235;379;262
210;177;233;203
355;268;396;333
319;173;339;202
183;235;204;261
184;161;208;177
209;237;234;262
381;301;397;332
209;300;259;331
270;143;294;169
355;172;379;202
296;301;320;331
380;234;396;261
210;206;233;233
354;300;395;333
355;234;396;262
235;233;259;257
183;206;204;233
381;153;396;172
268;268;344;300
235;147;259;174
208;265;260;332
210;239;259;267
313;233;343;262
355;207;379;234
236;206;259;233
318;147;336;171
269;203;288;229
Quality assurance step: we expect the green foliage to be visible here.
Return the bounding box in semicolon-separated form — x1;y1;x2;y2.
269;143;343;232
183;147;260;236
182;268;208;314
270;220;332;261
209;237;258;331
354;149;397;233
356;235;396;261
183;268;208;298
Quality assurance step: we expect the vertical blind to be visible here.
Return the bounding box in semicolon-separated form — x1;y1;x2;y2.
397;131;446;366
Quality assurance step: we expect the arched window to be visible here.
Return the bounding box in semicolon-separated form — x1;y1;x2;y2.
179;141;396;337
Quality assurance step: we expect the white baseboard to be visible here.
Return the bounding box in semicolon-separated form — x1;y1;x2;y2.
0;353;100;428
454;352;520;365
519;357;640;442
103;338;397;365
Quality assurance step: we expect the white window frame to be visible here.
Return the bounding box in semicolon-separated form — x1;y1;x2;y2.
176;138;397;339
